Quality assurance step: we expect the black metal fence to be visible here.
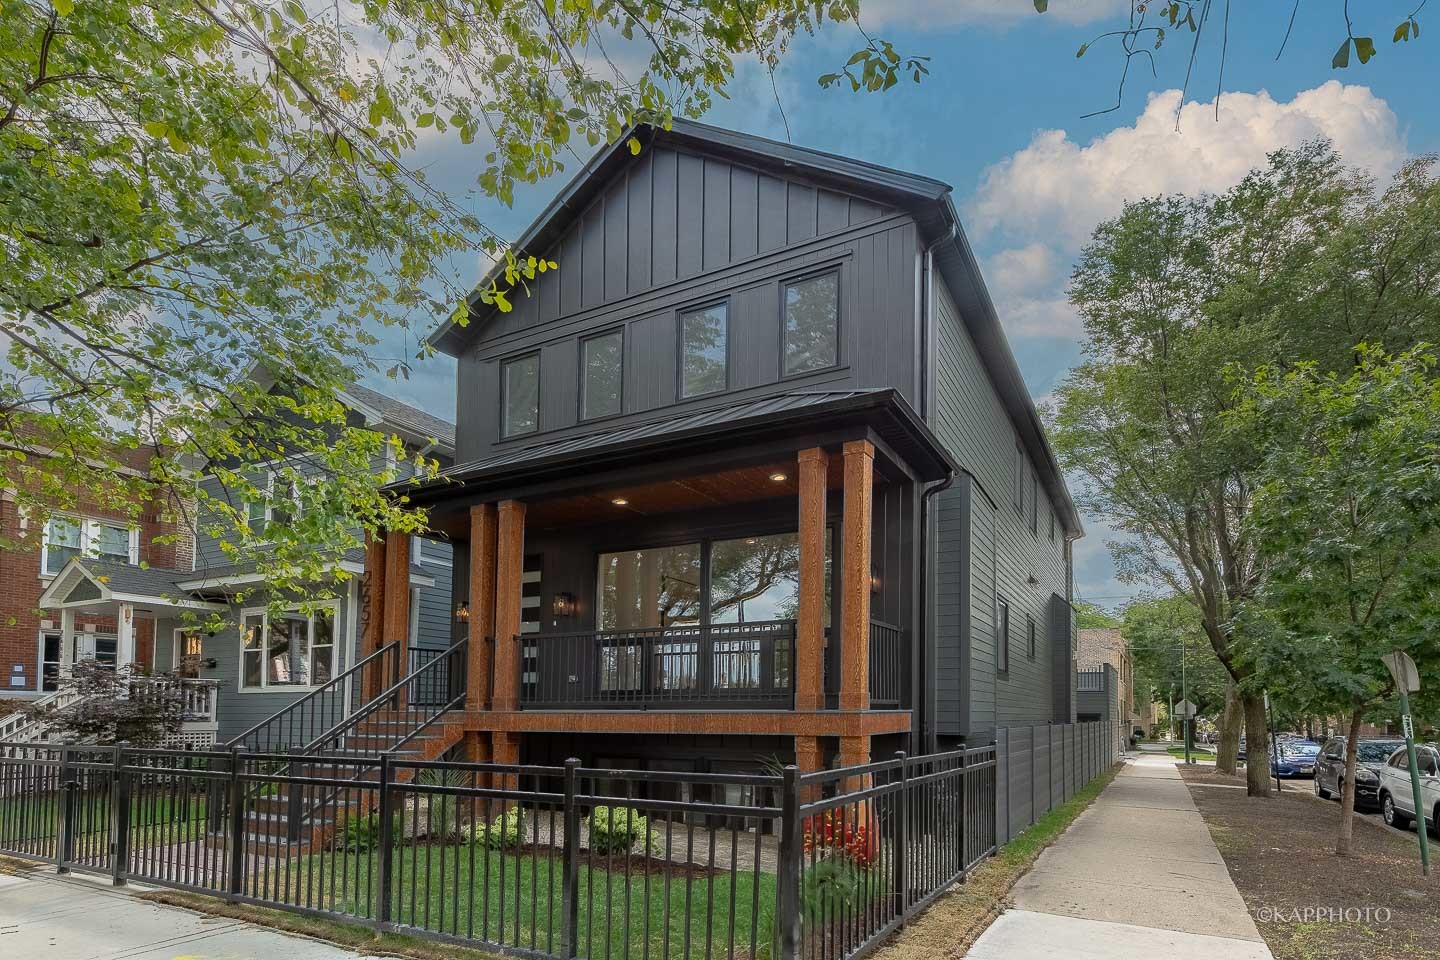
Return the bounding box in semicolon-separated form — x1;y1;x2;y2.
1;740;1006;960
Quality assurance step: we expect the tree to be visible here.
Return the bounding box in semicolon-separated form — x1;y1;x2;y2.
1233;346;1440;856
1049;143;1440;796
1041;1;1429;120
1;0;916;612
1124;594;1228;721
21;660;186;745
1074;600;1120;629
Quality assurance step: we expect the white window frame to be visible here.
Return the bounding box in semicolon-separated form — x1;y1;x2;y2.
40;515;140;577
244;468;305;536
237;600;340;693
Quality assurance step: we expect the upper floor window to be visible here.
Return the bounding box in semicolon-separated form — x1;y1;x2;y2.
42;516;137;576
1012;444;1024;515
502;352;540;437
245;469;302;535
581;329;624;420
1049;505;1056;541
679;301;728;398
783;272;839;375
1026;614;1037;659
1030;474;1039;536
997;595;1010;675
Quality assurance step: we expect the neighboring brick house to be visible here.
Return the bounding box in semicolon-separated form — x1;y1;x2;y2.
0;447;192;698
1077;626;1139;732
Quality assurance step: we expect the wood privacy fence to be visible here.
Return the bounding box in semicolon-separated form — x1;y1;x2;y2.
994;721;1115;844
0;741;1022;960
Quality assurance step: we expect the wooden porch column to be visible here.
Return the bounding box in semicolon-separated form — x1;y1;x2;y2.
839;735;872;792
382;531;412;705
492;731;521;790
490;500;526;711
839;440;874;711
795;735;824;802
468;504;498;710
360;532;387;702
796;447;829;711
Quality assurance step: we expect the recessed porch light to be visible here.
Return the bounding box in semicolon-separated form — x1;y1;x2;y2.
769;472;788;482
611;497;629;506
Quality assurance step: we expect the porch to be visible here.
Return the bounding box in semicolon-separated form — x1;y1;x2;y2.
367;389;955;761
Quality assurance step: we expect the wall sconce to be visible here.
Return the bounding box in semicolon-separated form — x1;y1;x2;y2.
553;592;576;618
454;601;470;623
869;571;882;594
200;658;219;670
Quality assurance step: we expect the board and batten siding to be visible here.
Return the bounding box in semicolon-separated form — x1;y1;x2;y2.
930;279;1068;738
453;146;920;462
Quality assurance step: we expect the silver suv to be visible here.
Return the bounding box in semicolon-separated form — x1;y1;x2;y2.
1377;743;1440;833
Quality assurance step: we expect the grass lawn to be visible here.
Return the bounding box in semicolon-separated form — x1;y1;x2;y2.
260;843;778;960
1166;746;1215;762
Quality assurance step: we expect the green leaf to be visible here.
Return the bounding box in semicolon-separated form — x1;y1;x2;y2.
1076;43;1089;58
626;136;641;156
1331;38;1351;69
51;0;73;15
846;50;869;67
283;0;306;24
1394;21;1411;42
1354;36;1376;63
1033;0;1048;11
416;112;434;128
493;54;514;72
142;120;169;139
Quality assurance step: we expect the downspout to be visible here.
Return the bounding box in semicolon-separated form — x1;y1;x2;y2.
916;223;957;753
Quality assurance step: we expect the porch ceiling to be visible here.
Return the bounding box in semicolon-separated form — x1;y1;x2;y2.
522;459;844;530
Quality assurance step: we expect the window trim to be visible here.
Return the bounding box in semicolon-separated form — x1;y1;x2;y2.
676;297;731;400
244;467;305;537
236;600;340;693
578;326;626;422
997;595;1011;676
500;350;542;439
779;268;842;380
1026;614;1036;660
40;515;140;577
1012;444;1024;516
1030;474;1039;536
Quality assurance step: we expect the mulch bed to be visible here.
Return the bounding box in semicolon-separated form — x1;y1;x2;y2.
1180;765;1439;960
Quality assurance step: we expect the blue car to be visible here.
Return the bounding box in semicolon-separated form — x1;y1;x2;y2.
1271;740;1321;778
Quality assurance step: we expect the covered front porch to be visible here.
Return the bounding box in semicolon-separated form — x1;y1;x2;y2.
366;389;955;769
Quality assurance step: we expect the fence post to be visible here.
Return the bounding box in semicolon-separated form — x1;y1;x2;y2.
893;751;908;922
110;743;131;886
776;764;803;960
561;757;581;959
226;746;245;899
56;741;76;873
376;753;395;930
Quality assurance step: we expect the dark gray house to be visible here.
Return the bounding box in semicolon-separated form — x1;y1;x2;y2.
358;120;1082;780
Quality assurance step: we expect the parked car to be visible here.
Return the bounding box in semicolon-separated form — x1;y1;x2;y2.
1314;737;1406;808
1270;740;1321;778
1378;743;1440;833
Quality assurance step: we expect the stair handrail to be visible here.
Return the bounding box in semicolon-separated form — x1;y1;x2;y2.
0;685;84;742
304;637;468;756
226;639;400;751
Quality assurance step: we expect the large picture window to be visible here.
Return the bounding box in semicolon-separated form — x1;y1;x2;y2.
240;603;337;690
783;273;839;375
502;353;540;437
597;544;702;629
42;516;138;576
581;330;623;420
679;302;728;398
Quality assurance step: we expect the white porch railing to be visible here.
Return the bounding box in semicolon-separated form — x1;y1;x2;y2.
0;677;220;746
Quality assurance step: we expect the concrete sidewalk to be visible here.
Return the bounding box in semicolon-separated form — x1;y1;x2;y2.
965;753;1273;960
0;870;382;960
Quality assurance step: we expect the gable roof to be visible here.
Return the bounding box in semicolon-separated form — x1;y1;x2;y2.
429;120;1081;536
342;383;455;453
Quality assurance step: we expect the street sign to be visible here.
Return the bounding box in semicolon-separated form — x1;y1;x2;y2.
1404;715;1415;739
1383;651;1421;694
1176;699;1198;718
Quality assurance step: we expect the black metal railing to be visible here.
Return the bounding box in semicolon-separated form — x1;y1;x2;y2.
408;646;466;708
1077;668;1107;693
867;621;904;708
0;733;1043;960
518;620;797;709
310;638;469;757
226;641;402;753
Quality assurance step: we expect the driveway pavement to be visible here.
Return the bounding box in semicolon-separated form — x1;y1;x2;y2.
0;870;383;960
964;753;1274;960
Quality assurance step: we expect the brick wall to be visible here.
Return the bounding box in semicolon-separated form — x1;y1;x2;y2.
0;478;193;697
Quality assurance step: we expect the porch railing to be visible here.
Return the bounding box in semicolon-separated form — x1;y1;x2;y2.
129;678;220;724
518;620;797;709
1077;669;1107;693
868;620;904;708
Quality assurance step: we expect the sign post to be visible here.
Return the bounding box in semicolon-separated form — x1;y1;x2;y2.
1176;699;1198;765
1382;651;1429;877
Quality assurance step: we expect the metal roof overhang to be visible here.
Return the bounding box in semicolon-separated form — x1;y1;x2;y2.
394;389;956;511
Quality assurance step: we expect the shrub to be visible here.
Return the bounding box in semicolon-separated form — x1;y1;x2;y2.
800;858;864;921
467;806;526;850
587;805;651;855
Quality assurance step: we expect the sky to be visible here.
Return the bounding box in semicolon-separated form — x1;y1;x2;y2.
361;1;1439;611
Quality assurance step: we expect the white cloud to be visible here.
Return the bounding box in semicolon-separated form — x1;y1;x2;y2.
970;82;1406;249
860;0;1127;29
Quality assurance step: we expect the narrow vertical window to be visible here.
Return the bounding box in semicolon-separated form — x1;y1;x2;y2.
502;353;540;437
997;596;1010;675
1026;614;1036;659
679;302;728;398
581;330;623;420
783;272;839;374
1013;444;1024;514
1030;474;1039;535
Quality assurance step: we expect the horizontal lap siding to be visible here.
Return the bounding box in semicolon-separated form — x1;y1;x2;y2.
931;281;1068;734
414;539;454;651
